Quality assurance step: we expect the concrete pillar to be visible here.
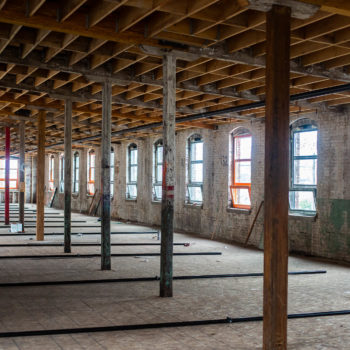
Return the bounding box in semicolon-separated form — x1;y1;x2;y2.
160;54;176;297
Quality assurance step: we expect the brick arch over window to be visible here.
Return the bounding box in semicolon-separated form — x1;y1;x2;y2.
229;128;252;209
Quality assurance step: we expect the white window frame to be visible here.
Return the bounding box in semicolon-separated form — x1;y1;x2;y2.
186;134;203;204
152;139;163;201
289;122;318;214
126;144;138;199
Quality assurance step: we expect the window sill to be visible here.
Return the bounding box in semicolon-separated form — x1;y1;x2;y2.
289;212;317;221
226;207;251;215
125;198;137;202
152;200;161;205
184;203;203;209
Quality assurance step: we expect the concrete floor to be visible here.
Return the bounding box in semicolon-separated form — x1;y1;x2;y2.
0;204;349;349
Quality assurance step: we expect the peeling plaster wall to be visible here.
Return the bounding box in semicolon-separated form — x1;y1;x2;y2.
41;109;350;263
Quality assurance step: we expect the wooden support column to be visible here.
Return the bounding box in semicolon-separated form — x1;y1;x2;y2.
19;121;25;231
263;5;291;350
4;126;10;225
160;54;176;298
101;80;111;270
64;99;72;253
36;110;46;241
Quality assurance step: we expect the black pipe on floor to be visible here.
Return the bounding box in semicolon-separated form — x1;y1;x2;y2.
0;270;327;287
0;309;349;338
0;243;187;247
0;231;158;236
0;220;87;223
0;252;222;259
0;225;101;228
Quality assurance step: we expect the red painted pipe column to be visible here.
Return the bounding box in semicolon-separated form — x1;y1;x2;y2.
4;126;10;225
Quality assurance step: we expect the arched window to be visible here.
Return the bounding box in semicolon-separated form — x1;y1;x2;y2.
290;120;318;213
153;139;163;201
59;154;64;193
87;149;95;195
72;152;79;193
231;131;252;209
187;134;203;204
0;157;19;189
126;144;137;199
110;147;114;197
48;155;55;191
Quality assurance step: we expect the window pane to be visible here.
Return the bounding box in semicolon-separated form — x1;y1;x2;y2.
154;185;162;200
110;166;114;180
293;159;317;185
0;159;4;168
156;165;163;182
10;159;18;169
90;154;95;167
10;169;17;179
234;136;251;160
190;163;203;183
88;182;94;195
233;188;251;206
127;184;137;198
130;149;137;164
294;130;317;157
289;191;316;211
90;168;95;181
190;142;203;161
0;169;5;178
130;166;137;182
156;146;163;163
10;180;17;188
110;183;114;197
188;186;202;202
235;161;251;184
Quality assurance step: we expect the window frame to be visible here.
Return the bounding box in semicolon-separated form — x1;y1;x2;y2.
48;155;55;191
110;147;114;198
126;143;138;199
152;139;163;201
72;151;79;194
230;133;252;210
289;123;318;214
59;154;64;193
187;134;203;204
87;149;95;196
0;157;19;190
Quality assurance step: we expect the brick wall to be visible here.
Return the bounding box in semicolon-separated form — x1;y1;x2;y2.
44;109;350;263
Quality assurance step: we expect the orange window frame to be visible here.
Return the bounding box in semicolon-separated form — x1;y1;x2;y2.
87;151;95;195
0;159;19;190
231;134;252;209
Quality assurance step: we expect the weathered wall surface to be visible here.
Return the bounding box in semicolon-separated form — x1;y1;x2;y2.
42;109;350;263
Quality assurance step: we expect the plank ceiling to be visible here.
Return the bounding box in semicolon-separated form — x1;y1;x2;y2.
0;0;349;152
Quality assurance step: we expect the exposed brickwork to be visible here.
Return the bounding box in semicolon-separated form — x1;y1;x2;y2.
37;110;350;263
